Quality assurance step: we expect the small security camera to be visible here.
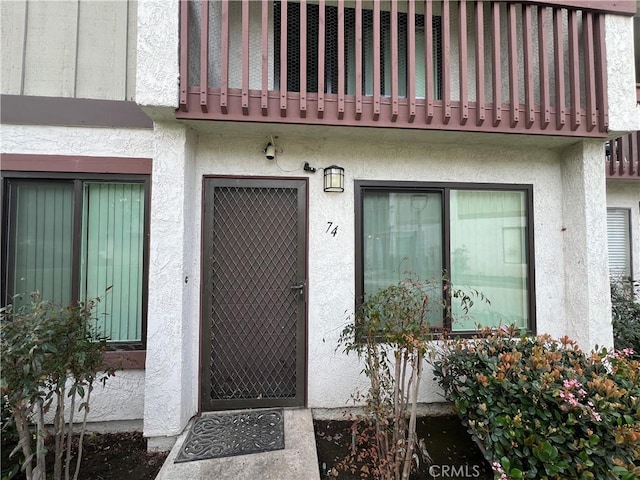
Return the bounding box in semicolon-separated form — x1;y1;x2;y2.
264;142;276;160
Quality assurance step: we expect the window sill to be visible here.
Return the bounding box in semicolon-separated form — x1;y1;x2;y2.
103;350;146;370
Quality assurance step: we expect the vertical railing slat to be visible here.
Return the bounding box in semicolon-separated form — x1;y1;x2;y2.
261;0;269;115
242;0;250;115
538;6;550;128
338;0;345;118
568;8;580;130
553;7;565;129
619;135;628;176
300;0;307;116
373;0;380;119
355;0;363;119
318;0;325;117
594;13;608;131
522;4;534;127
200;0;209;112
583;12;597;131
221;0;229;113
425;0;434;123
408;0;416;121
630;133;637;176
280;0;288;116
475;1;485;125
507;3;519;127
390;0;399;121
442;0;451;124
491;2;502;126
179;0;189;112
459;0;468;125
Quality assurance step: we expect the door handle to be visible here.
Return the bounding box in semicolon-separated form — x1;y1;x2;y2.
291;282;305;295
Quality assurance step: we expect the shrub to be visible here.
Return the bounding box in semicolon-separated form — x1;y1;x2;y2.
1;294;113;480
611;279;640;361
432;327;640;480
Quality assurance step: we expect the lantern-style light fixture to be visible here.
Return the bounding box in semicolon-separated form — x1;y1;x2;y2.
323;165;345;192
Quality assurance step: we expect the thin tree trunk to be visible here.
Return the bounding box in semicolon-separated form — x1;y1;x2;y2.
72;382;92;480
34;400;46;480
54;385;66;480
14;407;34;480
64;387;77;480
401;351;422;480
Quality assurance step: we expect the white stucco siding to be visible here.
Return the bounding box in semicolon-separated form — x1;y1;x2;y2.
176;129;568;410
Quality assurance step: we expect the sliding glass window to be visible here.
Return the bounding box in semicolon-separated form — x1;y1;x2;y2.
356;182;534;333
3;177;148;347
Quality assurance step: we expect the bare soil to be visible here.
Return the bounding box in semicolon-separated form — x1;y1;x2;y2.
314;415;493;480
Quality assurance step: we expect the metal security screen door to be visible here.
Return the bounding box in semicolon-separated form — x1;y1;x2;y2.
201;177;307;411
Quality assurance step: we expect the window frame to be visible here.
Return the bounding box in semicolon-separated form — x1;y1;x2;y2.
1;171;151;352
355;180;536;335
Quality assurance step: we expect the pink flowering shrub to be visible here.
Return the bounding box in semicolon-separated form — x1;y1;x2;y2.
432;327;640;480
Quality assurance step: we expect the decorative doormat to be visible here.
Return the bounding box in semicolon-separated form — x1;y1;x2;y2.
174;409;285;463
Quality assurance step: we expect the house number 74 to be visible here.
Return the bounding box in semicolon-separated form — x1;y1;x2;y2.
326;222;338;237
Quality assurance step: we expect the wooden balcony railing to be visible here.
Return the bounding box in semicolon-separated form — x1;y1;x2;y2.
177;0;613;137
606;132;640;179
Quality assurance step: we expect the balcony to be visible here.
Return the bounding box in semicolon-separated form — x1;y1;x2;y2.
606;132;640;179
177;1;623;137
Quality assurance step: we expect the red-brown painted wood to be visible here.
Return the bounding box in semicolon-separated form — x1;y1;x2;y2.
507;3;519;127
318;0;325;117
538;6;551;127
594;14;608;130
425;0;434;123
300;0;308;116
459;0;469;125
280;0;288;116
583;12;597;130
553;8;565;129
491;2;502;126
390;0;399;121
407;0;416;122
261;0;269;115
568;9;580;130
221;0;229;113
242;0;250;115
522;4;534;127
475;1;486;126
442;0;451;124
338;0;345;119
355;0;363;119
200;0;209;113
373;1;381;119
179;0;189;112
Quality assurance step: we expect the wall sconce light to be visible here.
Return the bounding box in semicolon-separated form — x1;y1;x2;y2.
323;165;345;192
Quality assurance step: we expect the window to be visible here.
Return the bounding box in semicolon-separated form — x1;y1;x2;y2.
2;176;149;348
607;208;632;279
356;182;534;333
275;2;442;98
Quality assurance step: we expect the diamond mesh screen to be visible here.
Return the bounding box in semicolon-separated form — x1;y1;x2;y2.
208;187;299;401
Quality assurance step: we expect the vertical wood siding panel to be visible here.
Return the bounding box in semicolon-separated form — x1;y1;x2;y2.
1;1;28;94
76;0;128;100
126;0;137;101
23;1;78;97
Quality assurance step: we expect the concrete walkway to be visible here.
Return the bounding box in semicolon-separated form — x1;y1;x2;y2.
154;409;321;480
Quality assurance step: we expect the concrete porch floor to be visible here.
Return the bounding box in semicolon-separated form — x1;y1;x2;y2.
154;409;321;480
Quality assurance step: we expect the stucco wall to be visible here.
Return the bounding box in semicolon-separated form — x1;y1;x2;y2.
0;123;153;425
148;126;583;417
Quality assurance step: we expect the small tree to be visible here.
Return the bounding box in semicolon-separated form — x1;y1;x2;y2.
1;293;112;480
336;276;483;480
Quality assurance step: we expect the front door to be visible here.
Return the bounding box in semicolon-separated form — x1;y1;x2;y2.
201;177;307;411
